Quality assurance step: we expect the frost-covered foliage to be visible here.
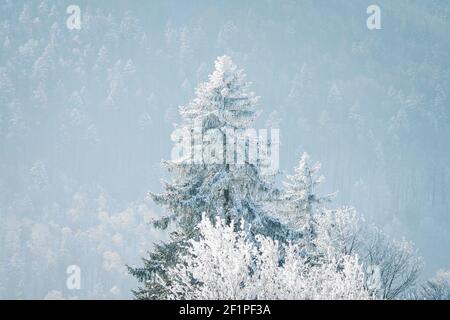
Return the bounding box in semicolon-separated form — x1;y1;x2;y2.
164;215;370;300
281;153;335;225
316;207;364;257
149;55;281;233
417;270;450;300
316;207;422;299
179;55;258;129
129;55;291;299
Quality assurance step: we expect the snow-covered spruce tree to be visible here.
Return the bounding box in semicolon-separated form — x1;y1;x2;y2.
277;152;335;258
164;214;370;300
128;56;292;299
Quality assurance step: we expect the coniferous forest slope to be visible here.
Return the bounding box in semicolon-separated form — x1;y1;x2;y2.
0;0;449;299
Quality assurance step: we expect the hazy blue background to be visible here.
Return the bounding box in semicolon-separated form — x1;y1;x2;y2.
0;0;449;298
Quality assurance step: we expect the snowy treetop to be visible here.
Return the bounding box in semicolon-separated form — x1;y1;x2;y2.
180;55;259;130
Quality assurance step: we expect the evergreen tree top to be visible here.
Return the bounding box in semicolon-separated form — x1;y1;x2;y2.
180;55;259;130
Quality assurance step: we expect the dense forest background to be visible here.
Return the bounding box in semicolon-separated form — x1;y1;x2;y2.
0;0;449;299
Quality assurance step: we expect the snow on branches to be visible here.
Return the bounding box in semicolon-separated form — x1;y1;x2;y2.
130;55;422;300
163;214;370;300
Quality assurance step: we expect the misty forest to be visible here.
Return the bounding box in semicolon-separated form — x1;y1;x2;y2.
0;0;449;299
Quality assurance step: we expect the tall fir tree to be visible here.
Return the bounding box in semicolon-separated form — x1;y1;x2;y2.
129;55;291;299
